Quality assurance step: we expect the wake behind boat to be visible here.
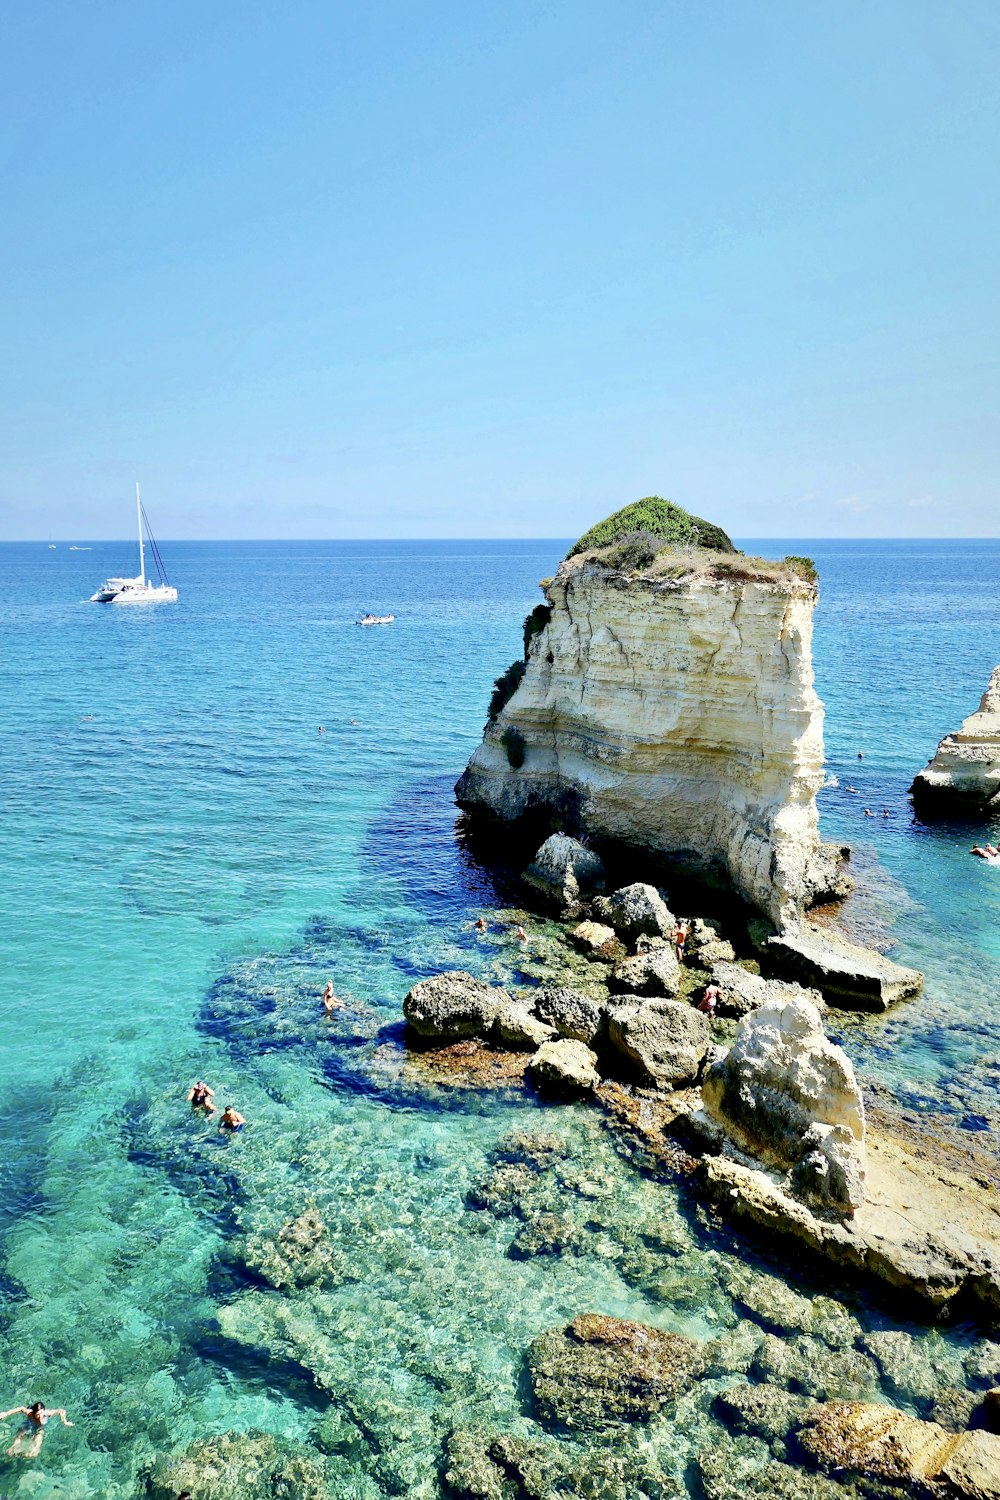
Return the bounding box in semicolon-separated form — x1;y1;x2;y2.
91;485;177;604
357;612;394;625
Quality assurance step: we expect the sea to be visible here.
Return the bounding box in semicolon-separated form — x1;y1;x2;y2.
0;537;998;1499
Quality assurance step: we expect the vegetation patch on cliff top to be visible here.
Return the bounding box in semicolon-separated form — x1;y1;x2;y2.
573;541;817;588
568;496;736;557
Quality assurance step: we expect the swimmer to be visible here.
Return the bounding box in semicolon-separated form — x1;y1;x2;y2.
1;1401;73;1459
986;844;1000;857
673;919;691;963
350;719;358;725
972;845;989;859
187;1080;216;1113
857;751;864;759
845;786;859;794
882;808;890;817
698;983;720;1016
515;925;528;945
322;981;344;1014
864;808;873;817
318;725;325;734
474;916;487;932
219;1106;246;1133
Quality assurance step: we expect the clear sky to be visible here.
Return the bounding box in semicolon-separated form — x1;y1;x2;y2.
2;1;998;540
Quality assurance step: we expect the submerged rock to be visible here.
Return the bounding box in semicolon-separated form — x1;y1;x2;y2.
750;921;923;1012
698;1433;848;1500
609;945;681;997
528;1312;703;1429
911;665;1000;815
403;971;506;1040
522;833;605;912
238;1209;340;1290
528;1038;599;1094
442;1427;671;1500
714;1382;813;1447
607;997;710;1089
145;1429;328;1500
593;883;674;942
703;997;866;1215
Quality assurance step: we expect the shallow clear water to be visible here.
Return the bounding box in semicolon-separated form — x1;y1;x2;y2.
1;537;998;1497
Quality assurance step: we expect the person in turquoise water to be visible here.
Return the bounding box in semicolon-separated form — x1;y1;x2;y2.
1;1401;74;1458
187;1080;216;1113
219;1105;246;1133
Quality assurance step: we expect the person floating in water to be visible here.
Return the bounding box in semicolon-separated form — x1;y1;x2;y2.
187;1080;216;1113
515;925;528;945
322;981;344;1014
1;1401;73;1458
219;1105;246;1133
864;808;873;816
318;725;325;734
474;916;487;932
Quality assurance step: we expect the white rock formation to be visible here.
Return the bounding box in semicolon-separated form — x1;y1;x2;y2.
456;554;835;927
702;997;866;1215
911;665;1000;814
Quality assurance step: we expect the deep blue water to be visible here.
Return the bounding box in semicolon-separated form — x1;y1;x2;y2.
0;536;998;1497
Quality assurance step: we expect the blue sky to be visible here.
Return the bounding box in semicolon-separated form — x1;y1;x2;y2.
2;1;998;539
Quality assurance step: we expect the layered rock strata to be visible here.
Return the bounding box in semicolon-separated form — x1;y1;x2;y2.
457;551;840;928
912;665;1000;815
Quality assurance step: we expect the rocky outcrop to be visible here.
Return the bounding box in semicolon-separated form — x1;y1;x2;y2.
569;919;623;961
533;986;605;1045
702;997;866;1214
750;921;923;1012
609;945;681;997
456;547;840;928
528;1038;599;1093
608;997;710;1088
403;971;506;1040
797;1401;1000;1499
146;1430;328;1500
521;832;604;911
912;665;1000;815
709;960;825;1018
527;1312;703;1429
593;882;674;942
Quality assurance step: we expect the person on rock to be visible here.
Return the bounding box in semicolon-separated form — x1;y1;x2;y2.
673;920;690;963
1;1401;73;1458
698;983;720;1016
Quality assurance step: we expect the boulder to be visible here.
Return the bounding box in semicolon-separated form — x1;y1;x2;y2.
714;1383;813;1446
442;1428;659;1500
702;997;866;1215
533;986;606;1045
528;1038;599;1094
609;945;681;997
237;1210;338;1290
492;997;557;1051
403;971;505;1041
607;997;710;1089
798;1401;1000;1498
570;920;625;962
698;1433;845;1500
710;961;825;1019
528;1312;703;1429
593;883;674;942
687;917;736;966
750;921;923;1012
911;665;1000;816
522;833;605;911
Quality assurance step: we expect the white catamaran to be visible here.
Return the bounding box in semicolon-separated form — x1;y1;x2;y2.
91;485;178;604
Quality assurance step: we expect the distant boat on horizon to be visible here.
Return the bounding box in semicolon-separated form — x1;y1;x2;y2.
90;485;178;604
69;545;92;551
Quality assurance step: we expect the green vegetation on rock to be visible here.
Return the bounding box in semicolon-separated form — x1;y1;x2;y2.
568;496;735;557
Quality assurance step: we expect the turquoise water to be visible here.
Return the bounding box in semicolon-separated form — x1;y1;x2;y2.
1;537;998;1498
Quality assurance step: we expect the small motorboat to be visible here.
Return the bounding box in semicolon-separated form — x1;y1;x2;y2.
357;613;395;626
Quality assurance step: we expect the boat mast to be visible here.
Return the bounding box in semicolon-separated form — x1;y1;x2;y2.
136;482;146;586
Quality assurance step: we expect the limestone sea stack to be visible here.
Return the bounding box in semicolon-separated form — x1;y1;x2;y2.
456;498;846;928
911;665;1000;816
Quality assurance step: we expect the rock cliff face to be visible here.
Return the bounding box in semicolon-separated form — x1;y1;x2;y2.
456;551;836;927
911;665;1000;815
